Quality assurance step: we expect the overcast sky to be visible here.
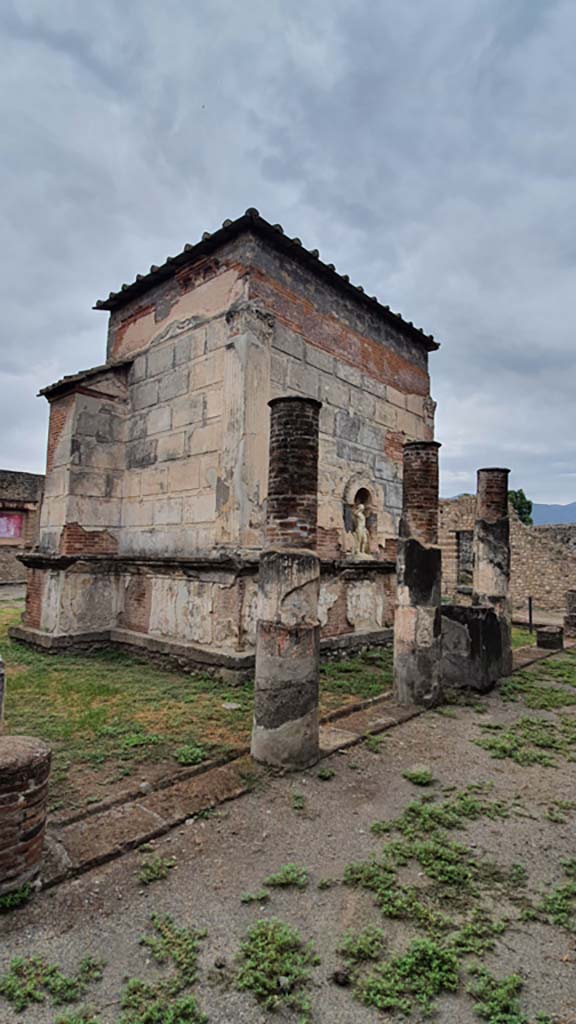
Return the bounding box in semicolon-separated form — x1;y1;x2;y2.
1;0;574;502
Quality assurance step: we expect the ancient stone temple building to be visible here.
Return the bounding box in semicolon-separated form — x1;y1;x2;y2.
13;209;438;676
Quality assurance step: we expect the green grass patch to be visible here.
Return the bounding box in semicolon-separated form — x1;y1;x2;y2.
119;914;208;1024
240;889;270;904
0;603;374;810
364;733;383;753
500;669;576;711
138;855;176;886
54;1012;101;1024
511;627;536;649
140;914;207;984
119;981;206;1024
291;791;306;813
371;785;510;839
467;965;552;1024
476;715;576;766
538;881;576;931
0;883;31;914
235;918;319;1020
544;799;576;823
317;766;335;781
359;938;459;1016
320;648;393;700
403;768;435;786
173;744;209;767
264;864;309;889
0;955;104;1013
338;926;386;965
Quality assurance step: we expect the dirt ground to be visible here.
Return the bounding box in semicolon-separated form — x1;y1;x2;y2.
2;655;576;1023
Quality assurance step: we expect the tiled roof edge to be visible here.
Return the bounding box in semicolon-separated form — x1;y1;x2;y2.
39;359;133;398
93;209;439;351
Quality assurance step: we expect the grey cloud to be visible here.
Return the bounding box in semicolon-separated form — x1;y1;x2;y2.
0;0;574;504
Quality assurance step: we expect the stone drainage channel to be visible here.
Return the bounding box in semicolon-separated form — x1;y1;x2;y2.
41;640;574;890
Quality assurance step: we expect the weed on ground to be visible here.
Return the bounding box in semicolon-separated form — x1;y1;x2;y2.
235;918;319;1021
402;768;435;786
291;791;306;813
119;914;208;1024
0;955;105;1013
240;889;270;904
0;884;31;914
476;715;576;766
264;864;309;889
138;854;176;886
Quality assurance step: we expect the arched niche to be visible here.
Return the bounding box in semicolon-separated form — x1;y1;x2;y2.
343;474;378;552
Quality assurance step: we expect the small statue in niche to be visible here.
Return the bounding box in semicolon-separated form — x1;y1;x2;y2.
352;502;370;556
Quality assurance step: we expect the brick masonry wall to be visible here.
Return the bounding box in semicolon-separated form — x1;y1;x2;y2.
270;326;433;557
266;397;320;548
0;737;51;896
439;497;576;612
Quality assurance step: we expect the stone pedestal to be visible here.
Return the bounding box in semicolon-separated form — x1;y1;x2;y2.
441;604;507;693
252;550;320;768
473;468;512;676
251;397;322;769
536;626;564;650
0;736;51;896
564;590;576;639
394;442;442;707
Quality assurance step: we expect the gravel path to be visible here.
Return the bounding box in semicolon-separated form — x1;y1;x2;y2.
3;657;576;1023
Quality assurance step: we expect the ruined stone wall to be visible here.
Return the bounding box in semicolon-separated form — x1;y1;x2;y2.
95;232;435;560
19;558;394;655
439;497;576;612
40;372;127;556
247;237;435;559
21;226;433;658
535;524;576;555
0;470;44;583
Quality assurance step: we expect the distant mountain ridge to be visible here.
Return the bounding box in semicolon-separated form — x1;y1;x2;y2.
532;501;576;525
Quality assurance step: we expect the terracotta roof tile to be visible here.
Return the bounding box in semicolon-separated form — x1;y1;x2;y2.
94;209;439;351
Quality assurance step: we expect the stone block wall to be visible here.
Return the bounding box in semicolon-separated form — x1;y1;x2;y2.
74;231;435;563
16;557;394;668
40;371;127;556
19;217;436;665
439;496;576;612
121;313;230;556
0;470;44;584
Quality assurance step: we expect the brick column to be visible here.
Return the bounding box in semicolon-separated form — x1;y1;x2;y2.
473;468;512;673
266;397;321;550
565;590;576;639
251;397;321;769
393;442;442;706
0;737;51;897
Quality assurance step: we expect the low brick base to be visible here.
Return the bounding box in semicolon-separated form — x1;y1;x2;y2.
0;736;51;896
